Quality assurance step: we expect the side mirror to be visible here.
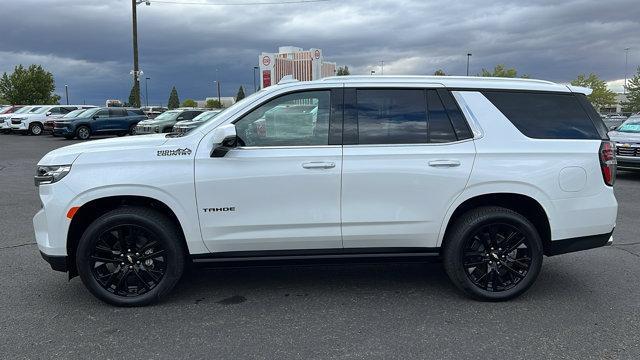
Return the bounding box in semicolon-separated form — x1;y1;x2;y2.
46;111;52;116
609;125;618;131
177;116;184;120
210;124;237;158
92;115;99;120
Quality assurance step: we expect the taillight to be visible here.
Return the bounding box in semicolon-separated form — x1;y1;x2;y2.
599;141;616;186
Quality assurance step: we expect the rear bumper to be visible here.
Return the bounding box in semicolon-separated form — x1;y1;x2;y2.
546;230;614;256
40;252;68;272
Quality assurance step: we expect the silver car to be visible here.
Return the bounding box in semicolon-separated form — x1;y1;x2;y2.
135;109;204;134
608;115;640;170
172;110;221;134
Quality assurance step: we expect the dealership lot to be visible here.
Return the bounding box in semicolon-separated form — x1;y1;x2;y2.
1;134;640;359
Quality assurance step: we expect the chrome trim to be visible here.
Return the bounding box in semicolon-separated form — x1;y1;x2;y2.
235;145;342;150
342;138;474;148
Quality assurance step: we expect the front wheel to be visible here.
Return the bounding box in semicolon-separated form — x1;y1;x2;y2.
76;207;185;306
442;206;543;301
29;123;43;136
129;124;137;135
76;125;91;140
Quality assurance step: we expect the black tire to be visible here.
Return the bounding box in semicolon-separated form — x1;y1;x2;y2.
442;206;543;301
29;122;43;136
129;124;137;135
76;206;186;306
76;125;91;140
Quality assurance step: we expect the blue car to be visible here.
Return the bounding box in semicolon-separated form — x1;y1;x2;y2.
53;107;147;140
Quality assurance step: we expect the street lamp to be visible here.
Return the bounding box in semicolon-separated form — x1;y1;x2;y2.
64;84;69;105
253;66;259;92
624;48;630;94
466;53;472;76
131;0;150;108
145;77;150;107
215;68;221;104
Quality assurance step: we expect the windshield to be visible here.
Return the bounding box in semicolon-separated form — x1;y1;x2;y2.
191;111;220;122
80;108;100;117
13;107;32;114
63;109;88;118
617;119;640;133
34;106;52;114
28;107;42;113
153;110;181;121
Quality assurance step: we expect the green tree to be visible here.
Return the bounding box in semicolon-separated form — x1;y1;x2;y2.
570;73;616;111
480;64;528;78
0;64;60;104
236;86;245;101
205;99;222;109
624;66;640;113
127;83;141;108
336;66;350;76
181;98;197;107
167;86;180;109
433;69;446;76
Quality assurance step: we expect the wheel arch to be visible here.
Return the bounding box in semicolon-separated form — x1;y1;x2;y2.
439;192;552;255
65;195;193;278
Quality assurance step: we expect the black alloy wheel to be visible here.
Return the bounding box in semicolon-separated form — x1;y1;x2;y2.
89;224;168;298
76;207;185;306
443;206;543;301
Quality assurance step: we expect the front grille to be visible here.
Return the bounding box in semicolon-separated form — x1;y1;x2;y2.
11;119;21;125
616;146;640;157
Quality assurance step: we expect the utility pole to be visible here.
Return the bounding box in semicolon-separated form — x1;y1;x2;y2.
64;84;69;105
380;60;384;75
624;48;630;94
253;66;259;92
215;68;221;104
145;77;150;107
466;53;472;76
131;0;140;107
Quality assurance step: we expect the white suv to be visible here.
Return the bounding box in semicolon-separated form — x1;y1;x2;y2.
33;76;618;306
10;105;90;135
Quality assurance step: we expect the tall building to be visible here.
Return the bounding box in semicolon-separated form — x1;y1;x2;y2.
258;46;337;89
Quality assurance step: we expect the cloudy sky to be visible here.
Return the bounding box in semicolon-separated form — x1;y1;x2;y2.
1;0;639;105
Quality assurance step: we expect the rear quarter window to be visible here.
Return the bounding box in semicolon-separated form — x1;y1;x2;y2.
482;91;601;139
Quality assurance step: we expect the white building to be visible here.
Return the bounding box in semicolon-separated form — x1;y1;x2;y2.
258;46;337;89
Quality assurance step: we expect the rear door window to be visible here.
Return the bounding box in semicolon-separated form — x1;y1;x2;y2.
482;91;601;139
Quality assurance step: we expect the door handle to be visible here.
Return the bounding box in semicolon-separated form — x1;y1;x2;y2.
428;160;461;168
302;161;336;169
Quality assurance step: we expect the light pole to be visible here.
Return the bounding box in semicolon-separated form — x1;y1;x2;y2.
215;68;221;104
145;77;150;107
466;53;472;76
379;60;384;75
253;66;259;92
64;84;69;105
131;0;150;107
624;48;630;94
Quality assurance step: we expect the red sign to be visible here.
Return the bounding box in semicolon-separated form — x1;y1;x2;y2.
262;70;271;88
314;50;320;59
262;56;271;66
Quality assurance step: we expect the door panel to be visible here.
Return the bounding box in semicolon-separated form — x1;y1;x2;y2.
342;142;475;248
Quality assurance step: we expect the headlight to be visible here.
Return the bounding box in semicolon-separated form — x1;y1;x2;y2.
34;165;72;186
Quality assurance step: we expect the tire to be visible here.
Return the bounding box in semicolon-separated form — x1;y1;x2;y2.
442;206;543;301
29;123;43;136
76;125;91;140
129;125;137;135
76;206;185;306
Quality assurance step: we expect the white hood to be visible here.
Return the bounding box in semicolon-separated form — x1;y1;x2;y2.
38;134;169;165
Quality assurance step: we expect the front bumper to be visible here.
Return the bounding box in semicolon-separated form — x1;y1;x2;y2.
616;155;640;170
135;124;161;134
53;127;74;136
10;122;27;131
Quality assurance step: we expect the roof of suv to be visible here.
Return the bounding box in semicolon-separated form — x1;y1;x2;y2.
315;75;590;94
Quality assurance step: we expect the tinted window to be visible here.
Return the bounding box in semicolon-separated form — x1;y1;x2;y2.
356;89;427;144
94;109;109;118
127;109;144;116
437;89;473;140
109;109;126;117
426;90;457;143
48;107;62;114
235;91;330;147
483;91;600;139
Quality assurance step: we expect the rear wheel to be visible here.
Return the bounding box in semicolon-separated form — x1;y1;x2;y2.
76;125;91;140
76;207;185;306
129;125;137;135
443;206;543;301
29;123;43;136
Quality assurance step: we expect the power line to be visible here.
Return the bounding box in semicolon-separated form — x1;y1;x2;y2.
151;0;330;5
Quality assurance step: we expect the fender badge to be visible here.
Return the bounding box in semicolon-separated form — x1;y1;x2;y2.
157;148;192;156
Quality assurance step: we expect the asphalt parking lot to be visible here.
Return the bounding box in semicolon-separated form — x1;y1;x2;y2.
1;134;639;359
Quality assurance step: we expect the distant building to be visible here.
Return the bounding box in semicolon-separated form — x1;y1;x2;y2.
600;93;628;114
258;46;337;89
196;97;236;109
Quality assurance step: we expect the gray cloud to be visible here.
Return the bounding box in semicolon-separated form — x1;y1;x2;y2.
0;0;638;105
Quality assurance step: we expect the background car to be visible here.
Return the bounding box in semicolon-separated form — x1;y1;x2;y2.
135;108;204;134
53;107;147;140
141;106;167;119
0;105;24;115
172;109;221;134
1;106;41;133
10;105;93;135
608;114;640;170
602;114;628;130
43;108;92;135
